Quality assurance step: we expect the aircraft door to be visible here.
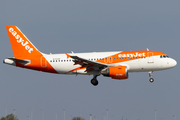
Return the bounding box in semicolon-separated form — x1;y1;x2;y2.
147;52;154;63
41;56;47;67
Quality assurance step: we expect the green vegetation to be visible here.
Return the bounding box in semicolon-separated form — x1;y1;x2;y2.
72;117;85;120
0;114;18;120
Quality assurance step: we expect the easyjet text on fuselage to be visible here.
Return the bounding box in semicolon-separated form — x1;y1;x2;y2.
118;52;146;58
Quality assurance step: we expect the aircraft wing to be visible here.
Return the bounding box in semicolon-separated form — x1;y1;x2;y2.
66;53;108;72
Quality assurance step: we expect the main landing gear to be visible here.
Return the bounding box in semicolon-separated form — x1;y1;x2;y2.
91;70;100;86
91;73;99;86
149;71;154;83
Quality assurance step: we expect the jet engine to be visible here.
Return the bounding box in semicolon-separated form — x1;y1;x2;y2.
101;66;128;80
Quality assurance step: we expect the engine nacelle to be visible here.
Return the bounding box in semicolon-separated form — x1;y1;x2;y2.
101;66;128;80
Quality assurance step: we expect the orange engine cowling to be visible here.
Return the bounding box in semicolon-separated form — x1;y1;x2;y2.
101;66;128;80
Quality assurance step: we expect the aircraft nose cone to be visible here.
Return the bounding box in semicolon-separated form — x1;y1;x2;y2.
173;59;177;67
170;59;177;68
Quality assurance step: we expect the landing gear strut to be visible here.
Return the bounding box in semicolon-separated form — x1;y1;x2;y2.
149;71;154;83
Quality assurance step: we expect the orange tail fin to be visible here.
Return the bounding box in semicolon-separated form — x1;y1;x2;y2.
6;26;41;58
5;26;58;74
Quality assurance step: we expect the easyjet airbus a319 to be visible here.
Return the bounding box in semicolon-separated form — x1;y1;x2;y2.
4;26;177;86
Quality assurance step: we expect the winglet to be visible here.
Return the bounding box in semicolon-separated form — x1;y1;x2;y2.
65;53;71;59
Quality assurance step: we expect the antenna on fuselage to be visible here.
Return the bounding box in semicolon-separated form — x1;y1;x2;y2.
147;48;149;51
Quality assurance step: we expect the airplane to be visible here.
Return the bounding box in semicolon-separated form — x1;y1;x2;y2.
3;26;177;86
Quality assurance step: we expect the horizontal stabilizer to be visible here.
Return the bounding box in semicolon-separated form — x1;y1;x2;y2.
3;58;30;66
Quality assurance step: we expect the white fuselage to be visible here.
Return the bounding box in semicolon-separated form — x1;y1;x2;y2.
43;51;177;75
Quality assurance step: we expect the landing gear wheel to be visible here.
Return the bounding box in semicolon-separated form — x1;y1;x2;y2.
149;78;154;83
91;79;98;86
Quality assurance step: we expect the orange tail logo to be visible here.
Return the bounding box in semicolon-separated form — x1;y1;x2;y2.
6;26;58;74
6;26;41;58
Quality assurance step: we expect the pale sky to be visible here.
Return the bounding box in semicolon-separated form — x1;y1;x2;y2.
0;0;180;120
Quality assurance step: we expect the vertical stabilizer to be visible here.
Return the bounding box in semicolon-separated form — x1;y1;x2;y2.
6;26;41;58
5;26;58;74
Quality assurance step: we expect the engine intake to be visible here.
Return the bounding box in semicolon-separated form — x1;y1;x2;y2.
101;66;128;80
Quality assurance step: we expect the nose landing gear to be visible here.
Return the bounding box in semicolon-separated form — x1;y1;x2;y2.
149;71;154;83
149;78;154;83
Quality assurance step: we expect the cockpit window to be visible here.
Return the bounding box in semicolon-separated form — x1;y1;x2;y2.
160;55;169;58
